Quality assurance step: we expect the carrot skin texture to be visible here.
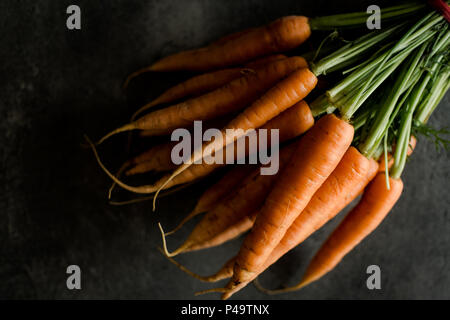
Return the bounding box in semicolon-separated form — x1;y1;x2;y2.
134;57;308;134
99;57;308;144
256;101;313;147
245;54;287;68
215;157;380;286
222;148;376;298
138;54;287;116
126;143;177;175
297;173;403;289
165;165;254;236
150;100;314;192
175;144;297;254
225;69;316;138
261;147;372;267
186;211;258;252
149;16;310;72
166;255;237;283
159;67;317;199
166;101;313;235
191;165;253;216
136;100;312;177
176;101;314;182
211;28;256;47
148;54;288;114
97;67;315;198
202;257;237;282
225;114;354;296
132;68;248;119
197;257;237;283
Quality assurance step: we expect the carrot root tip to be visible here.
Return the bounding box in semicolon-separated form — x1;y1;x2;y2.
157;223;187;257
131;100;158;122
122;66;152;90
253;277;308;295
108;161;131;199
164;209;199;236
84;135;149;195
194;287;228;296
153;164;190;211
153;176;172;211
97;123;136;145
156;247;217;282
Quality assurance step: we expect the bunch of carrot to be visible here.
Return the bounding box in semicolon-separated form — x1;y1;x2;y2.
85;1;450;298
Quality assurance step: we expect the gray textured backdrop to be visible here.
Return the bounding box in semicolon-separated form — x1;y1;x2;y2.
0;0;449;299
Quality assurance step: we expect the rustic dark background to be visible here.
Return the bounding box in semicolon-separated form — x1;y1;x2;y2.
0;0;448;300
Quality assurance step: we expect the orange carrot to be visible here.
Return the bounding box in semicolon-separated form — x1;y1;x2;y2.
201;154;380;286
147;16;310;72
123;28;257;87
97;56;308;144
119;118;237;177
223;148;377;298
187;210;258;252
160;143;297;257
130;114;244;174
108;138;192;197
245;54;287;68
138;113;234;138
110;122;230;196
92;99;314;198
155;68;317;208
265;173;403;293
106;143;174;198
125;142;178;176
129;68;248;120
163;101;313;235
165;165;254;236
130;55;287;119
159;147;376;288
159;100;314;184
211;28;256;47
124;52;286;100
218;114;353;298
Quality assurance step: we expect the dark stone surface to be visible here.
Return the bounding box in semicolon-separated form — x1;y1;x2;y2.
0;0;448;300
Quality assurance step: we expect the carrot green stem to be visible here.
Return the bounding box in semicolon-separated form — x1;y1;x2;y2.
383;133;390;190
390;73;427;179
341;42;393;75
337;32;431;121
413;26;449;123
308;2;425;30
353;12;442;102
390;113;412;179
311;24;403;76
352;107;372;131
372;145;384;161
337;49;411;117
358;42;429;158
327;28;433;106
415;69;450;123
310;94;335;117
311;30;339;63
